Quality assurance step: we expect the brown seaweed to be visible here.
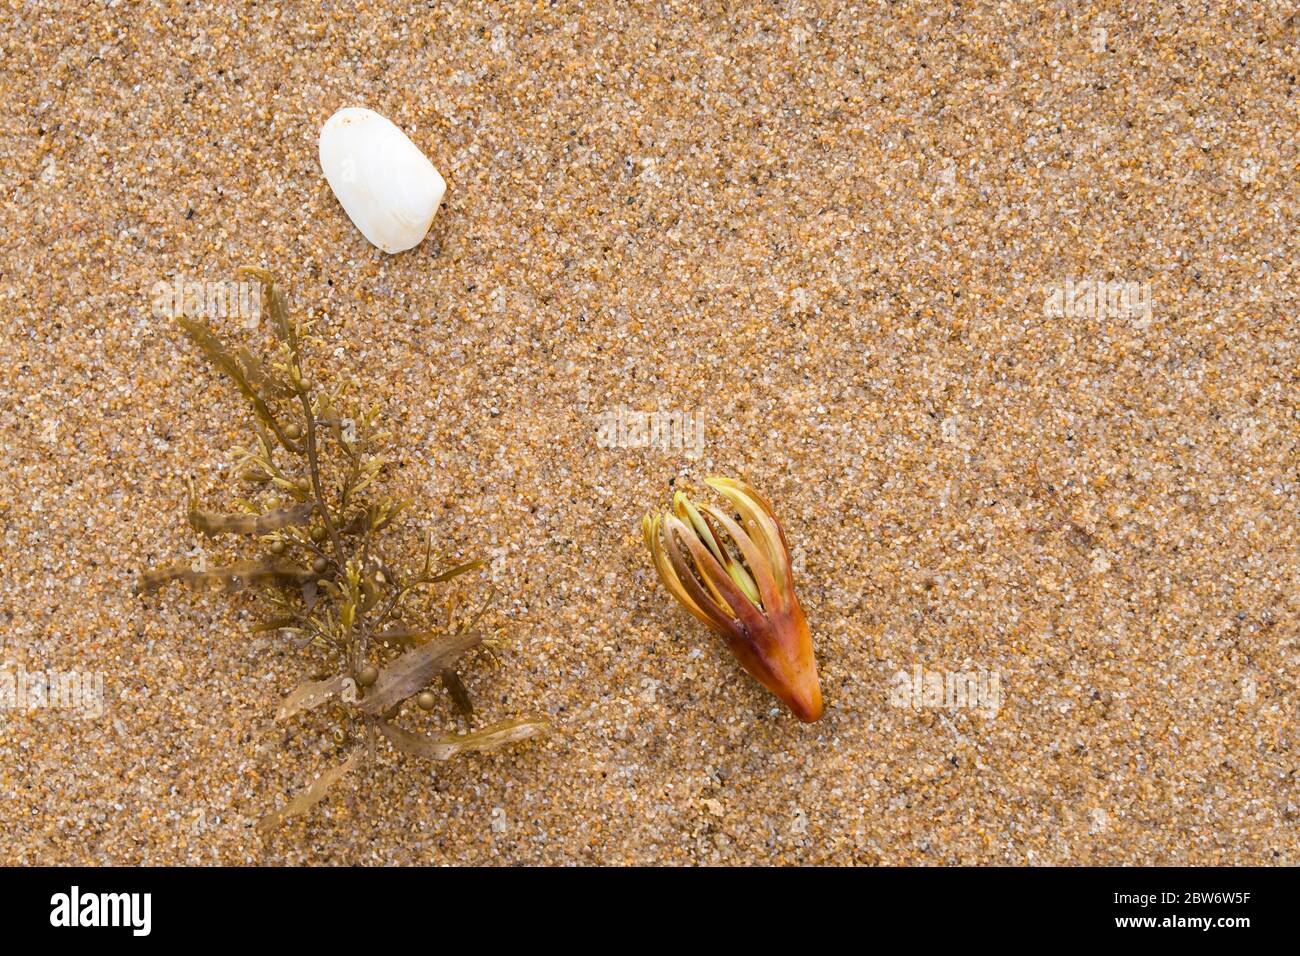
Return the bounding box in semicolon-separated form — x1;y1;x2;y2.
256;749;361;832
376;716;550;762
136;559;315;595
175;315;299;450
187;501;315;537
358;630;482;716
441;669;474;718
276;674;350;722
138;268;549;832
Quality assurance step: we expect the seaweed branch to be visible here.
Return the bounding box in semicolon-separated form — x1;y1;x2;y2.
137;268;548;833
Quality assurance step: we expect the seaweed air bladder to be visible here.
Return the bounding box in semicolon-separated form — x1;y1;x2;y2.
642;477;823;722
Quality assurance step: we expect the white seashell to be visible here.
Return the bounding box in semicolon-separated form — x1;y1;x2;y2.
318;107;446;254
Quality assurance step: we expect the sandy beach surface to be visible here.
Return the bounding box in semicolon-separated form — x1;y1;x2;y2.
1;2;1295;864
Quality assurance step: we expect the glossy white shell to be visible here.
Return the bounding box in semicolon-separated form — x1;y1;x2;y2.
318;107;446;254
